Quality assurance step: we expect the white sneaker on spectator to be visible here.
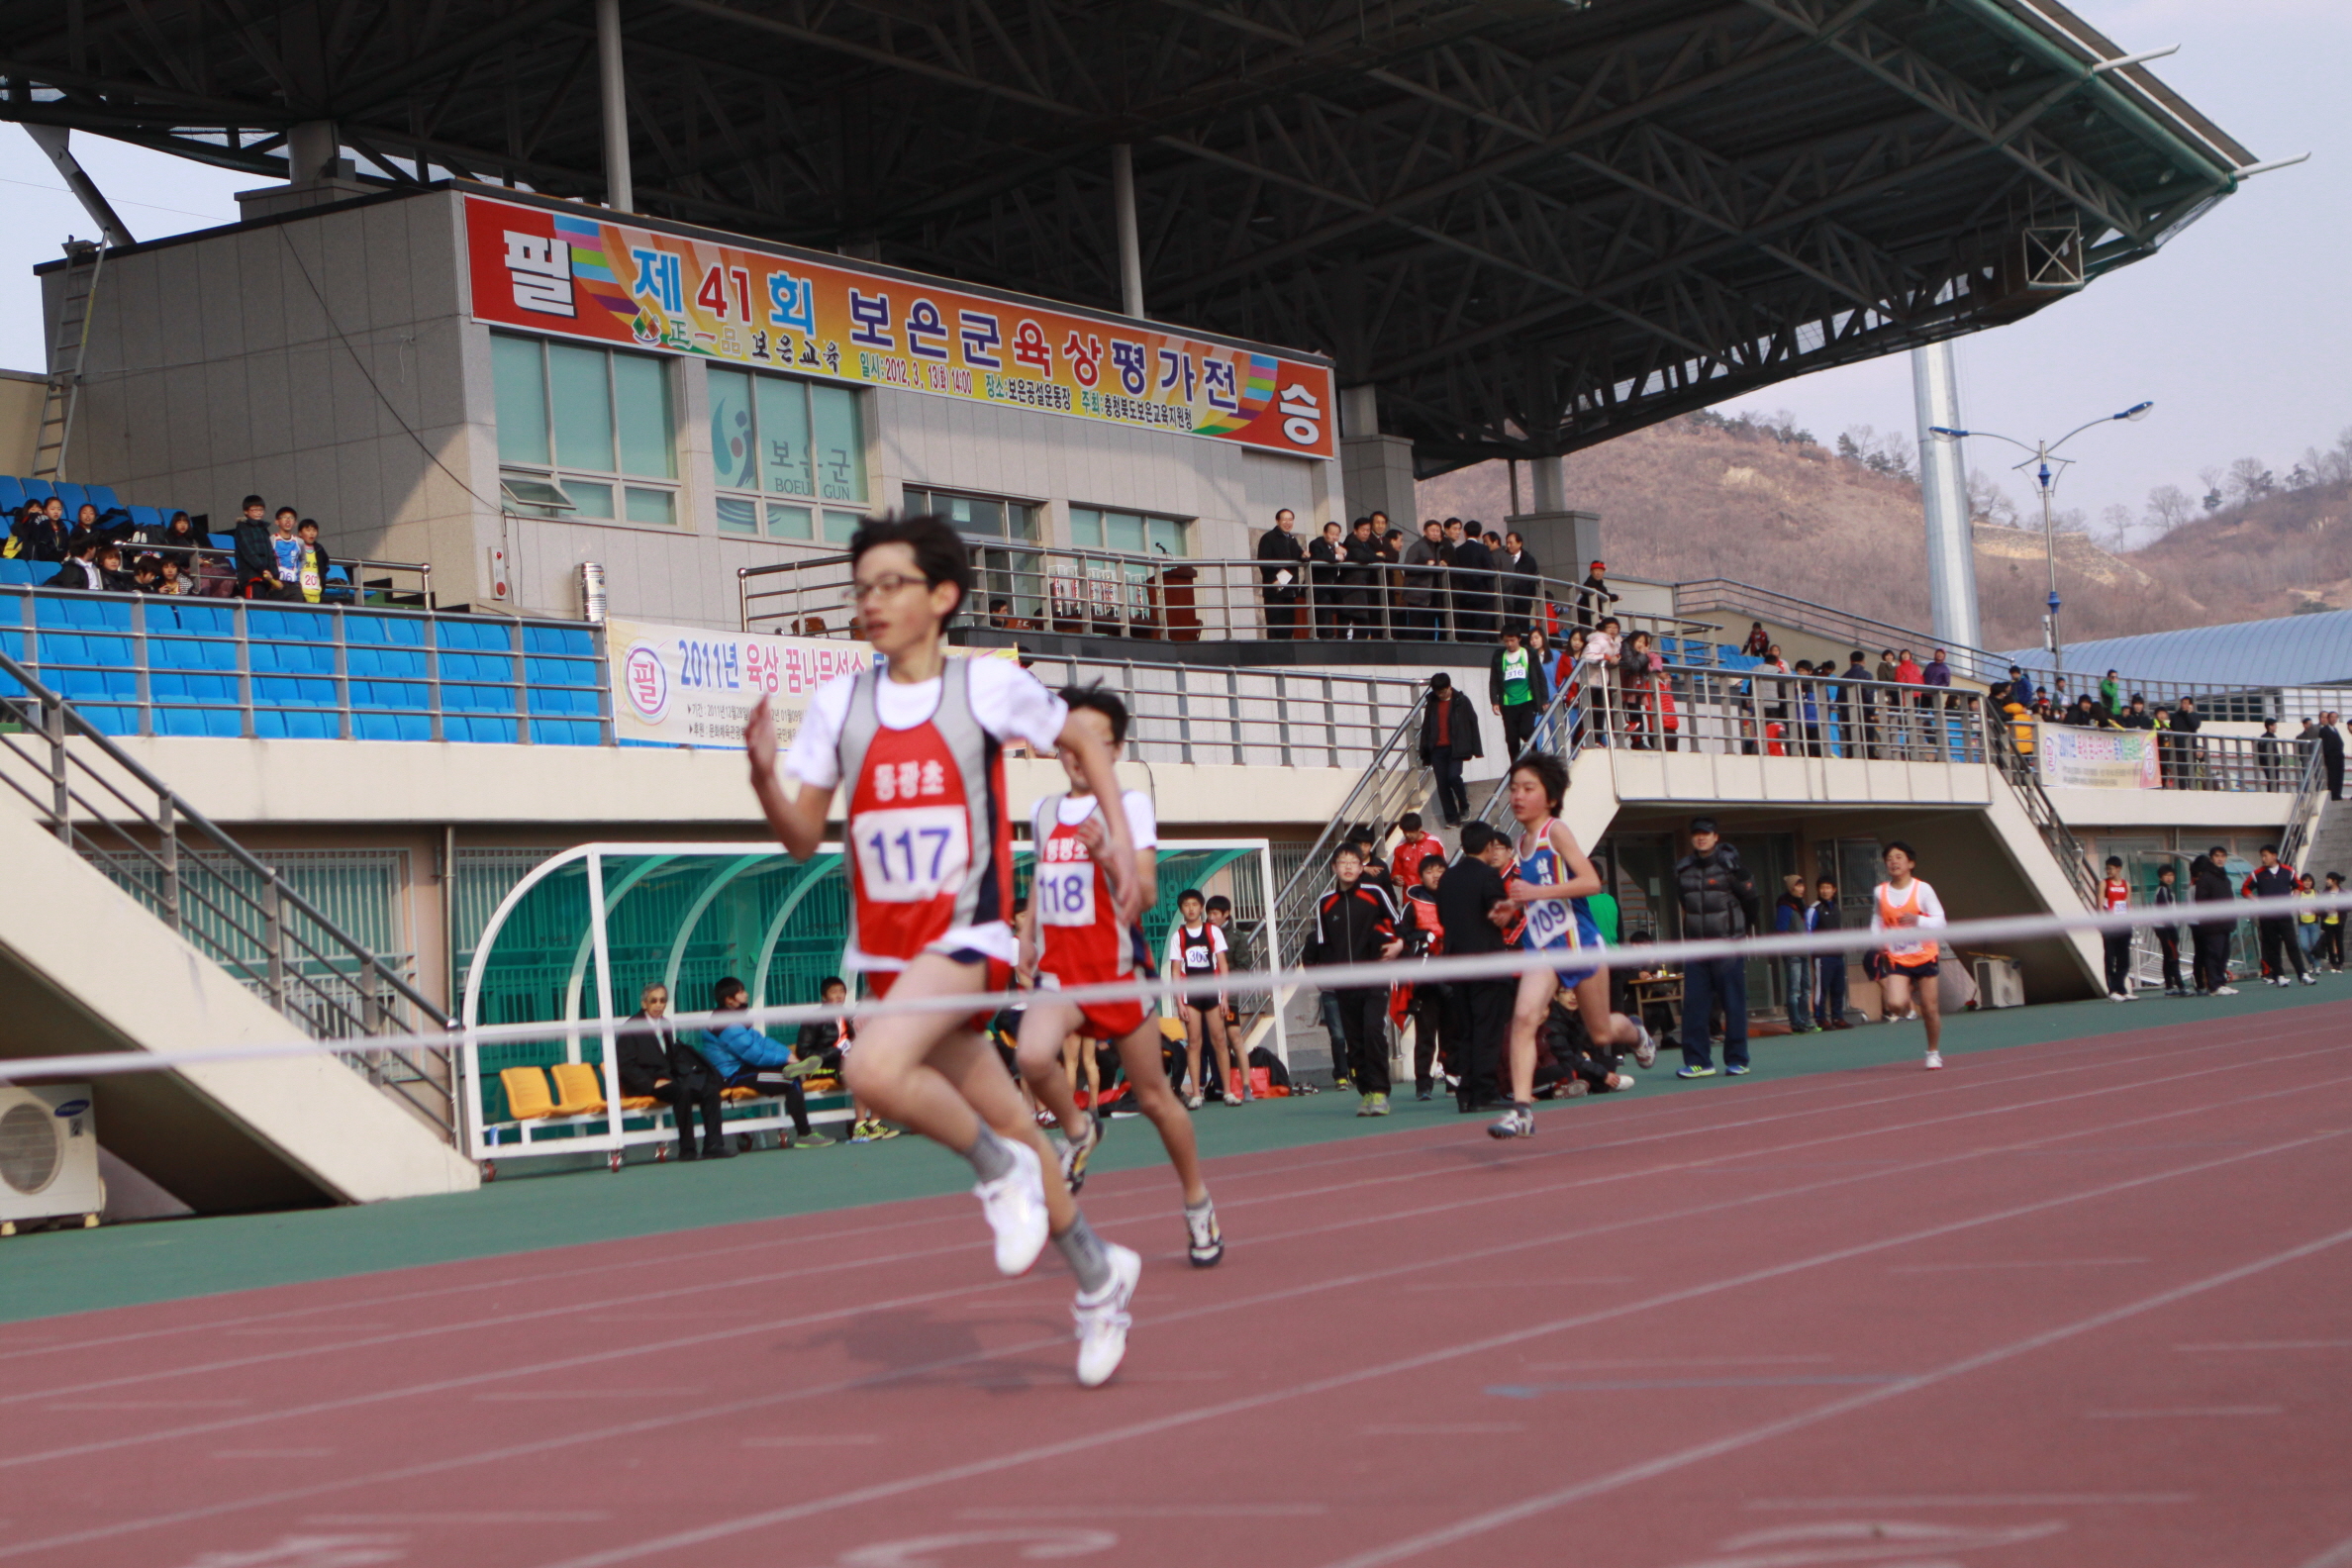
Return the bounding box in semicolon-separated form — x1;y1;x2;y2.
1073;1243;1141;1387
1631;1021;1658;1070
2214;985;2239;996
974;1140;1048;1277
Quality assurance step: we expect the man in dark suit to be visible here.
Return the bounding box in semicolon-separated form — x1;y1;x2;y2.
1419;672;1484;827
1445;519;1497;638
1255;507;1307;638
1435;821;1519;1112
1499;530;1540;636
2321;711;2346;801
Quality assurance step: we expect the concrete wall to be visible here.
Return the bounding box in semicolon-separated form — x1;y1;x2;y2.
0;367;43;474
52;188;1332;632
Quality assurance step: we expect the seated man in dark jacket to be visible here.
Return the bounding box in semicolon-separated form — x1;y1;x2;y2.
620;981;729;1160
696;976;836;1147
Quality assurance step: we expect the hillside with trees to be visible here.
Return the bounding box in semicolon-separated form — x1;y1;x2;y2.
1417;413;2352;651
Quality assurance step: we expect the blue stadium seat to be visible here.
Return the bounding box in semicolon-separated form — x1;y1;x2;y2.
0;477;24;512
208;533;237;551
18;479;54;503
447;716;520;743
128;505;162;533
0;561;35;587
153;706;243;738
76;705;141;736
534;719;604;745
350;679;430;709
51;482;89;517
151;672;239;703
353;712;433;741
252;675;338;707
84;485;121;512
324;564;354;604
523;625;596;656
254;709;338;739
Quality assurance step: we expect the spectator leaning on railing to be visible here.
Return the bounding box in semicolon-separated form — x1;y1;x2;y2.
1255;507;1307;639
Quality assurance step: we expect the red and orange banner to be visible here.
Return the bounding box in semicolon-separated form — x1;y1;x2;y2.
464;192;1335;460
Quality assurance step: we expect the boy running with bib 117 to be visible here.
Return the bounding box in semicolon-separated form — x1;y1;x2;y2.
745;515;1142;1387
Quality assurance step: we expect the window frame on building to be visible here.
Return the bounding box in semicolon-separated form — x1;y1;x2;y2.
707;364;871;545
492;331;681;528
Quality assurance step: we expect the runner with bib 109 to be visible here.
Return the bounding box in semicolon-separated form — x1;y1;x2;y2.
1492;753;1655;1140
744;514;1143;1388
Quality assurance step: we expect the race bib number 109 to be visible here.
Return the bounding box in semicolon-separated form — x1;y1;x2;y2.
851;806;970;903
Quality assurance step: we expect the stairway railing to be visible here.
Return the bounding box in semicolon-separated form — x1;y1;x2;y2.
0;646;455;1133
2279;741;2328;870
1245;692;1429;969
1989;718;2102;912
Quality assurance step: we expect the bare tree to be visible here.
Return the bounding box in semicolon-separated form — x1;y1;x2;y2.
2225;456;2273;505
2199;465;2225;512
2099;504;2134;551
2144;483;2194;535
1967;468;2019;527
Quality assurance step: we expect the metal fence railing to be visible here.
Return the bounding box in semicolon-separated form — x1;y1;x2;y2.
0;646;456;1132
0;587;610;744
1247;693;1430;970
0;540;436;608
740;544;1713;648
1022;652;1424;771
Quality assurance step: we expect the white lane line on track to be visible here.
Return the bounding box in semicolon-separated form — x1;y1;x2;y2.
4;1058;2347;1492
2175;1339;2352;1351
3;1006;2299;1361
7;1020;2317;1413
1306;1225;2352;1568
5;1082;2337;1567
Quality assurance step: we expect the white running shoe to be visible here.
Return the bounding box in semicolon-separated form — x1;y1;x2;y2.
1185;1201;1225;1267
974;1140;1049;1277
1631;1021;1658;1070
2214;985;2239;996
1073;1242;1141;1387
1923;1049;1943;1071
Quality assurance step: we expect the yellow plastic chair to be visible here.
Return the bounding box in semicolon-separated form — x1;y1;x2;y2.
498;1066;556;1121
547;1062;608;1116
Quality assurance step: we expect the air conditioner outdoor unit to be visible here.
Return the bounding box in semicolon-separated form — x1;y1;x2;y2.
0;1084;106;1235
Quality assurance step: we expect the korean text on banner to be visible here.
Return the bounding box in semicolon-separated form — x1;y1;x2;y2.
610;619;1015;753
2035;725;2159;790
465;192;1335;460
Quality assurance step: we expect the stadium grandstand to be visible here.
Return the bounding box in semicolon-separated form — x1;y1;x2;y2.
2;7;2347;1566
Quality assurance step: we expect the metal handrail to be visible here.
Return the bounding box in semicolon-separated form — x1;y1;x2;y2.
1243;692;1430;970
1988;718;2102;912
2279;743;2329;870
1018;651;1423;770
0;645;456;1132
1673;576;2277;716
739;544;1714;647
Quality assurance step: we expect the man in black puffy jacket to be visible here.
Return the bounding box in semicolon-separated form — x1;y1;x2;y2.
2188;846;2238;995
1673;817;1760;1078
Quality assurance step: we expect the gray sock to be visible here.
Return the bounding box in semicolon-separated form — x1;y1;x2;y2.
1054;1213;1113;1294
962;1126;1017;1183
1184;1195;1214;1220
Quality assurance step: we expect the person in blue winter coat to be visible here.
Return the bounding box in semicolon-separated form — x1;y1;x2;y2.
696;977;835;1148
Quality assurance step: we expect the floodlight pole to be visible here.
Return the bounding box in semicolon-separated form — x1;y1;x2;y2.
1112;144;1145;320
1927;400;2152;675
597;0;633;213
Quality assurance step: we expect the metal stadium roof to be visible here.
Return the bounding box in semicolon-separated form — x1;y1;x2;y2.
2007;610;2352;693
0;0;2258;474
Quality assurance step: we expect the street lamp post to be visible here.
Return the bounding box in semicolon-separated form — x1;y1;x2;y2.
1926;401;2153;671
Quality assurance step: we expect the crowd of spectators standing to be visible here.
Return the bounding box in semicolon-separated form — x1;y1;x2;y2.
1256;506;1611;642
7;492;345;604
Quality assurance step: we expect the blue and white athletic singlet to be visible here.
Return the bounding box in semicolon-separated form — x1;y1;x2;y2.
1518;821;1604;981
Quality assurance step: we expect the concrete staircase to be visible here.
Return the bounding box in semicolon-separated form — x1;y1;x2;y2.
2300;796;2352;879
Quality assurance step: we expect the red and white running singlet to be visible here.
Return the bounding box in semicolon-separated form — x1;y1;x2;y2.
834;657;1013;966
1029;788;1158;1039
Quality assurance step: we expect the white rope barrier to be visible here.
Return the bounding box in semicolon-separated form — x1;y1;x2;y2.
2;890;2345;1084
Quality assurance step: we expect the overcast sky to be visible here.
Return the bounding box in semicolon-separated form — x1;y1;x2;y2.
0;0;2337;543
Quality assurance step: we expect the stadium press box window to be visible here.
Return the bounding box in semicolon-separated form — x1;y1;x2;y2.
708;366;869;543
494;332;680;525
1069;507;1192;558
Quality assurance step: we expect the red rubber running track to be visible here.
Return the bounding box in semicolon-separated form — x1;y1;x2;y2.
2;1009;2349;1568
